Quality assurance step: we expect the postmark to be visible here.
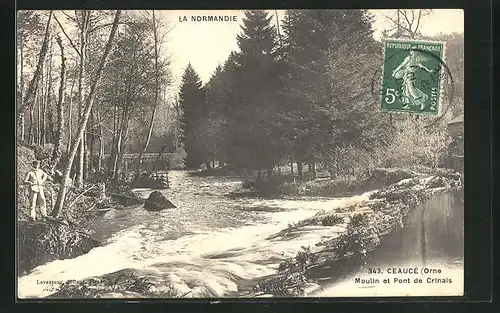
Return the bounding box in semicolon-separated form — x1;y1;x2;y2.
379;39;446;115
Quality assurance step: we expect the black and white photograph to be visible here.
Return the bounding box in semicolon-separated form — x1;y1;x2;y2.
16;9;464;298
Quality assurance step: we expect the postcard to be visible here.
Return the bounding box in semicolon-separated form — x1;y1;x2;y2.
16;9;464;298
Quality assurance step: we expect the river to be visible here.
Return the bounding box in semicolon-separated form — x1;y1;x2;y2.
17;170;463;298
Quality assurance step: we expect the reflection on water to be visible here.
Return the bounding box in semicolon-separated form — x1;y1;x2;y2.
17;171;463;298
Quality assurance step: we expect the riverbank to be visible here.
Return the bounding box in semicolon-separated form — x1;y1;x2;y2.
248;170;462;296
17;143;141;276
257;167;423;198
17;148;462;298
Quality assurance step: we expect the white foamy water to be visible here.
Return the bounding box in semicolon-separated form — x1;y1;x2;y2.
18;171;371;298
18;171;464;298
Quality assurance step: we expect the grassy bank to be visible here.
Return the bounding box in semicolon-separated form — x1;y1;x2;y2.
228;167;422;199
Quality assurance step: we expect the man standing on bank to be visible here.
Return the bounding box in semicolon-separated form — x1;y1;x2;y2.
24;160;48;220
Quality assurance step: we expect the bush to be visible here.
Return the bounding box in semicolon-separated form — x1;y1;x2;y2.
317;117;451;184
167;151;186;170
51;271;181;298
328;213;379;259
381;118;451;169
51;280;101;298
18;142;54;162
18;220;101;275
255;246;319;296
321;214;344;226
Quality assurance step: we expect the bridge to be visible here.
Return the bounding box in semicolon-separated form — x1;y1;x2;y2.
99;153;180;172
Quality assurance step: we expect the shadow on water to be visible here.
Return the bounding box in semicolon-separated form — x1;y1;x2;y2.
369;187;464;266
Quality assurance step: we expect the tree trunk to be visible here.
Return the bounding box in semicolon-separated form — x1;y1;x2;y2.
89;108;95;174
40;63;46;145
115;114;130;181
135;10;159;179
67;79;75;151
36;80;41;145
297;161;303;179
205;161;212;170
290;157;294;175
28;104;34;144
19;113;25;142
18;11;53;122
97;108;103;171
84;131;90;179
51;35;66;171
309;162;317;179
43;38;54;145
111;108;124;180
109;104;118;175
76;10;90;189
52;10;121;217
19;35;25;141
76;126;84;188
328;168;335;180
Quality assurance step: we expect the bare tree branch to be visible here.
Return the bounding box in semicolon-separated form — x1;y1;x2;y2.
60;10;77;23
53;10;122;217
53;14;81;57
414;10;423;36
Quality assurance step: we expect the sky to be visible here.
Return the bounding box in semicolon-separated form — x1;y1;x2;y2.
22;9;463;99
155;9;464;91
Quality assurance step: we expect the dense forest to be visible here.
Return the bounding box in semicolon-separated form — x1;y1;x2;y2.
177;10;464;179
16;9;464;213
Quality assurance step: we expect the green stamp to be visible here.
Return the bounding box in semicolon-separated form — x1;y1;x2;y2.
380;39;445;115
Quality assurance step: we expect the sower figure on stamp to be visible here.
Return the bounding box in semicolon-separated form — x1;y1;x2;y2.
24;160;49;220
391;47;435;110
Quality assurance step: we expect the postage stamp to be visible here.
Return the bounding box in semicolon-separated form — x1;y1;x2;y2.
380;39;445;114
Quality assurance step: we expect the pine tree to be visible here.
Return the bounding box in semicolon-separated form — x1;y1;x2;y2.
226;10;284;173
202;52;240;166
280;10;384;176
321;10;391;152
178;63;206;169
279;10;340;174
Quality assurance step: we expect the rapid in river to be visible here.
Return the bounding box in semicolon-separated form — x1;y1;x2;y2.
17;170;463;298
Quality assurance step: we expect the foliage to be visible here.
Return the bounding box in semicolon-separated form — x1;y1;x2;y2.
383;118;451;168
225;10;285;171
321;214;344;226
425;32;464;119
17;219;100;275
256;246;318;296
51;280;102;298
194;9;463;183
17;9;463;183
51;272;181;298
178;63;207;169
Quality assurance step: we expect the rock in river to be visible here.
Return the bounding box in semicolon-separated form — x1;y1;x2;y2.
144;191;177;211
